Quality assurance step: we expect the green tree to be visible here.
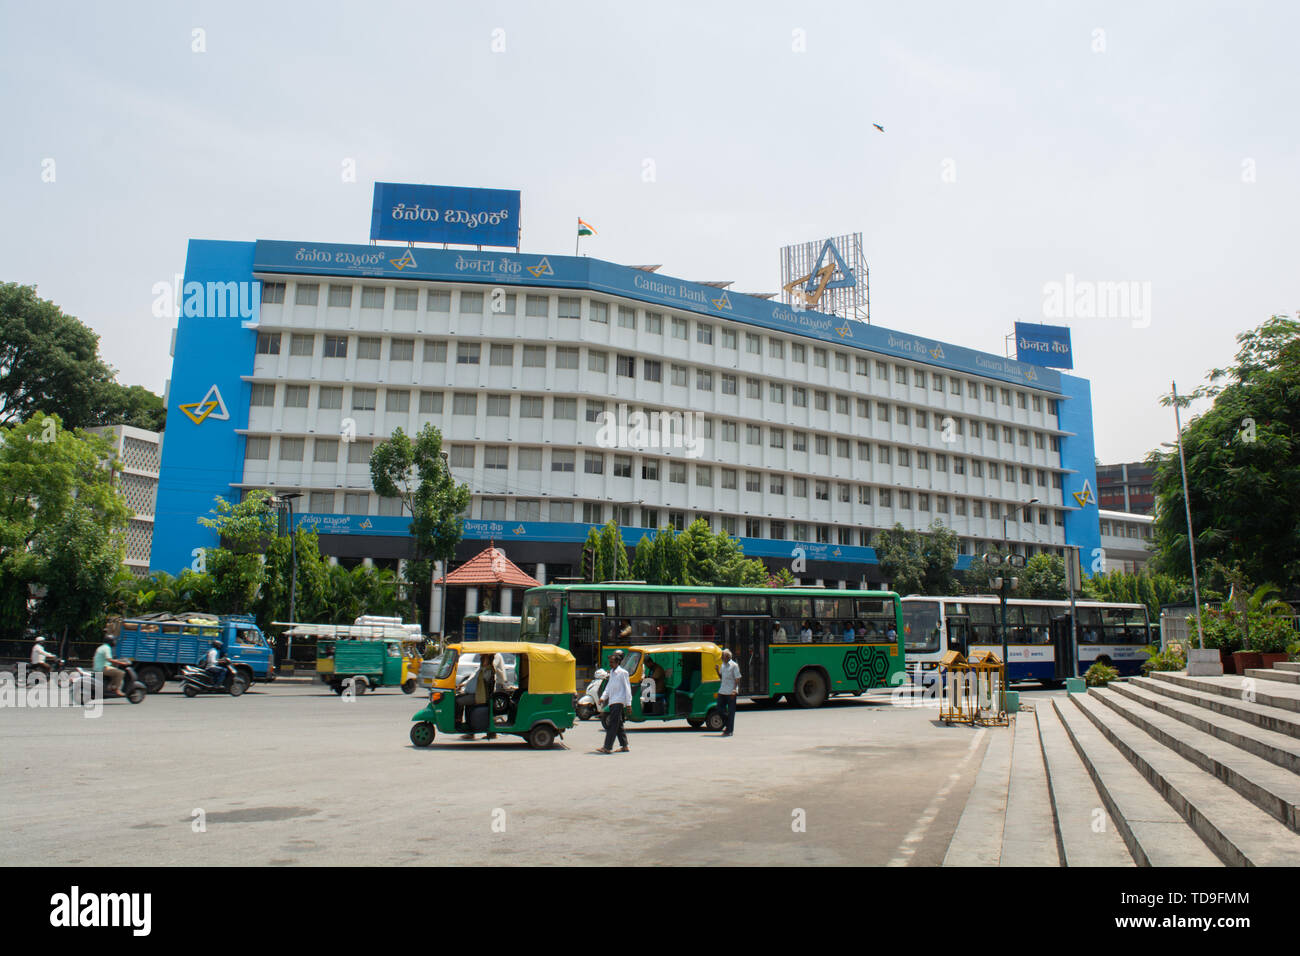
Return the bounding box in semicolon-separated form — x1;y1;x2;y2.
256;527;333;628
1082;569;1190;621
1020;553;1067;599
0;283;165;430
197;491;278;614
0;414;130;639
873;521;960;595
1151;314;1300;587
370;424;471;629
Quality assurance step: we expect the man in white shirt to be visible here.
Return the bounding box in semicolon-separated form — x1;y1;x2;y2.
717;649;741;736
596;650;632;753
29;637;57;676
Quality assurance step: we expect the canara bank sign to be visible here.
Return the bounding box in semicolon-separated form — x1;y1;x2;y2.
370;183;520;247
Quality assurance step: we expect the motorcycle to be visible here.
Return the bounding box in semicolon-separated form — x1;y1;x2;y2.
180;658;249;697
70;661;147;705
575;669;608;721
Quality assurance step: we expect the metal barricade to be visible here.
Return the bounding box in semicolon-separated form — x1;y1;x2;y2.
938;649;1009;727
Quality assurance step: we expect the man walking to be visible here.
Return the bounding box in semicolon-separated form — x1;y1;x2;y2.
596;650;631;753
717;648;741;737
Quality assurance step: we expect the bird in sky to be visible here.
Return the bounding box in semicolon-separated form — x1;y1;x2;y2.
873;123;884;132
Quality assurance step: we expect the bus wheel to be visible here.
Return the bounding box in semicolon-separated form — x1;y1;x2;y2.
410;722;435;747
792;670;828;708
687;717;704;729
704;708;725;732
528;724;556;749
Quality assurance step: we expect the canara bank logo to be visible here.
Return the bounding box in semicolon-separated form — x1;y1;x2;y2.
835;323;852;339
527;257;554;278
1024;367;1038;382
358;518;373;530
389;248;418;271
513;524;527;535
929;344;945;360
178;385;230;425
710;291;732;311
1072;479;1096;508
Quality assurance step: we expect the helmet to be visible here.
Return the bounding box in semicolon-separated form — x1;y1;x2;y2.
34;636;45;643
211;640;223;650
593;669;609;679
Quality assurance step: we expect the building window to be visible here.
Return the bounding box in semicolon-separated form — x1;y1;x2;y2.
697;323;713;344
250;383;275;407
526;294;550;317
669;462;687;484
721;329;737;349
769;475;785;495
697;370;713;391
646;312;663;333
385;390;410;413
813;348;827;368
551;450;575;473
427;290;451;312
617;354;636;377
516;499;541;521
554;398;577;420
389;338;415;361
642;459;660;481
588;350;608;373
721;468;737;489
613;454;632;478
584;453;605;475
517;448;542;470
360;287;385;310
585;400;606;423
244;436;270;460
556;347;579;369
486;394;511;417
557;296;581;319
279;437;305;461
256;332;280;355
357;337;381;360
460;291;484;314
452;392;477;415
457;342;480;365
314;438;338;462
643;360;662;383
349;440;374;465
769;428;785;449
815;391;829;411
746;333;761;354
522;345;546;367
352;388;377;411
318;386;343;409
672;316;688;339
423;340;447;362
419;391;443;414
289;333;314;356
769;339;784;359
745;471;761;492
519;396;543;418
327;284;352;308
589;301;609;324
769;383;784;403
490;343;514;366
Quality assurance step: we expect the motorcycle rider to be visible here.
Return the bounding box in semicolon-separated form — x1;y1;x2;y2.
93;632;129;697
204;639;229;689
29;636;58;677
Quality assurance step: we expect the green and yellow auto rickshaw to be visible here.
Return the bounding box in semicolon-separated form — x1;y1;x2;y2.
408;641;576;749
598;642;726;731
316;636;419;695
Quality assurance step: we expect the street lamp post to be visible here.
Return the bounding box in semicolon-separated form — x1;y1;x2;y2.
984;497;1036;709
271;493;302;664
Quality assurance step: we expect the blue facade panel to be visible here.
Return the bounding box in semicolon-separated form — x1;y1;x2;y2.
150;240;259;573
1057;373;1102;571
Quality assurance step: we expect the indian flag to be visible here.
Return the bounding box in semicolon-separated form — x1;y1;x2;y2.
577;218;597;237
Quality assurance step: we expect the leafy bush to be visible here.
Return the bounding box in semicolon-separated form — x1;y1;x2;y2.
1085;662;1120;686
1247;616;1297;654
1141;645;1186;675
1199;606;1244;652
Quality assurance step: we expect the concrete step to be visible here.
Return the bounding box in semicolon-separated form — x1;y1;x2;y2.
1093;685;1300;830
1275;662;1300;673
1052;697;1221;867
1035;702;1133;866
1133;675;1300;741
1072;691;1300;865
1147;671;1300;714
1001;711;1061;866
944;727;1011;867
1245;667;1300;685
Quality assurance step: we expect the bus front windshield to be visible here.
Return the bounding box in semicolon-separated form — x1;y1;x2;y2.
521;592;563;644
902;601;941;653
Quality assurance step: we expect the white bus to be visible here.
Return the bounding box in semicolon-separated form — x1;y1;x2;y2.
901;596;1152;687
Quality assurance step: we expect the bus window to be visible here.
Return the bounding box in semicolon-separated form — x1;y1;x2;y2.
968;604;999;645
902;601;941;654
568;591;603;612
619;592;670;618
814;597;853;620
1077;607;1102;642
672;594;718;617
722;594;769;615
521;592;563;644
772;597;812;621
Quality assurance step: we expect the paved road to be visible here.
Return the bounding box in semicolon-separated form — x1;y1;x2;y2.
2;682;994;866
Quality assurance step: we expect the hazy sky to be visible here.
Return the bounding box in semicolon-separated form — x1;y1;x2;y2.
3;1;1296;463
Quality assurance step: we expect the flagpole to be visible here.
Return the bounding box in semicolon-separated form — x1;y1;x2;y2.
575;217;579;256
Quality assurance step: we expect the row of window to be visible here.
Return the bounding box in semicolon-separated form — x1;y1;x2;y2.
250;327;1055;416
1100;519;1153;540
248;382;1063;462
256;286;1059;414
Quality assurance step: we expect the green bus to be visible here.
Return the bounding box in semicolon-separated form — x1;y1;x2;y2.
520;584;904;708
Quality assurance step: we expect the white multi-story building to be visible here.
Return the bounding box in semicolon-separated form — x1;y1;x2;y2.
91;424;162;577
1099;509;1154;572
153;238;1102;611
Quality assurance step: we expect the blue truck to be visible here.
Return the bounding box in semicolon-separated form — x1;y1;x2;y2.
114;613;275;694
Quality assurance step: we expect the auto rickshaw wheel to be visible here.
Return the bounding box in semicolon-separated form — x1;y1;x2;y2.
704;708;725;732
528;724;555;749
599;712;611;730
401;679;417;695
410;722;435;747
687;717;704;729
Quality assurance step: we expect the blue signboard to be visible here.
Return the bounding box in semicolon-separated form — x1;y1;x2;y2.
292;515;880;565
1015;322;1073;369
253;240;1062;393
370;183;520;247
